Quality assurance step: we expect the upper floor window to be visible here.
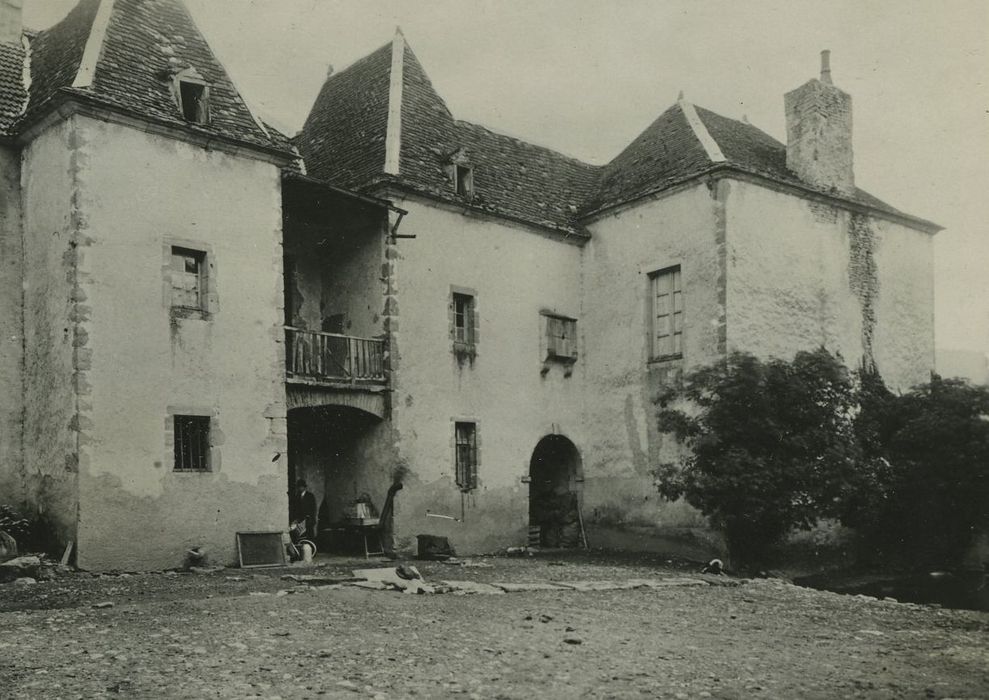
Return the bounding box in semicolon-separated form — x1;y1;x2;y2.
649;266;683;360
543;313;577;361
450;288;478;356
455;164;474;199
174;68;210;125
455;421;478;491
171;246;207;311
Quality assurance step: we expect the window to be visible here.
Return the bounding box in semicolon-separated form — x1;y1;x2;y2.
173;415;210;472
455;164;474;199
174;68;210;125
455;422;478;491
650;266;683;360
544;314;577;361
453;292;475;347
170;246;206;311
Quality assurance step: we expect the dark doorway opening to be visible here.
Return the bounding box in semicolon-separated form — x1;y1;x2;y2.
528;435;583;548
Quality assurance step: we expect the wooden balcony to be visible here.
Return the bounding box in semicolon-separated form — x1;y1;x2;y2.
285;327;386;386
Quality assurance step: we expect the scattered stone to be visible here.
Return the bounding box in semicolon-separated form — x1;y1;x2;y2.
92;602;114;609
189;566;224;575
494;582;567;592
0;555;41;582
566;626;576;632
13;576;37;586
441;581;505;595
563;636;583;645
539;614;554;623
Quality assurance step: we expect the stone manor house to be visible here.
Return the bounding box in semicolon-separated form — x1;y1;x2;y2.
0;0;940;569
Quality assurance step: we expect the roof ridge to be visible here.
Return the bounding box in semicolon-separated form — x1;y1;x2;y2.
678;98;725;163
72;0;113;88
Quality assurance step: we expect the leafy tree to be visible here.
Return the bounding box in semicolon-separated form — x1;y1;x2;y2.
848;374;989;567
655;349;860;569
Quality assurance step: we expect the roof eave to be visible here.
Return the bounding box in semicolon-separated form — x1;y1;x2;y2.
371;177;591;242
580;163;943;235
13;89;296;165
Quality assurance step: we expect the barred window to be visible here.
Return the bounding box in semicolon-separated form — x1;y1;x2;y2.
454;422;477;491
174;415;210;472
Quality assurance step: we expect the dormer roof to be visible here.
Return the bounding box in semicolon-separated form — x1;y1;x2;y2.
0;0;290;159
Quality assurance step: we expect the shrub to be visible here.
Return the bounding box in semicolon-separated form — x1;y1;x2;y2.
847;374;989;567
655;348;860;570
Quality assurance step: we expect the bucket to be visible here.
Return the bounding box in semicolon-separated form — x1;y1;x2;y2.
299;540;315;563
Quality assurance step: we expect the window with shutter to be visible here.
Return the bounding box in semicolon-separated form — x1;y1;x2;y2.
454;422;478;491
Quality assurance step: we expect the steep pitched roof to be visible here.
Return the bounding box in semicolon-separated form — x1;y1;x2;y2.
299;33;600;236
295;34;941;235
299;42;392;190
2;0;288;157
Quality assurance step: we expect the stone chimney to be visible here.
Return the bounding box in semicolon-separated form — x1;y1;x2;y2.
0;0;22;45
784;50;854;193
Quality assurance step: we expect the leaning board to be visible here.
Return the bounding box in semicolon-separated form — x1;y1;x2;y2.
236;531;286;568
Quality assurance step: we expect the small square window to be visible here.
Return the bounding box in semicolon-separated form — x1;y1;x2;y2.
455;422;478;491
544;314;577;361
173;415;210;472
650;266;683;360
453;292;475;347
171;246;206;311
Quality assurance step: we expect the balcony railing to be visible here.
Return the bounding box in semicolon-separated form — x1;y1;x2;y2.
285;327;386;384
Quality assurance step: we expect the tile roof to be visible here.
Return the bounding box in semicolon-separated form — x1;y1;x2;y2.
298;34;939;235
0;38;26;135
2;0;289;157
299;42;392;190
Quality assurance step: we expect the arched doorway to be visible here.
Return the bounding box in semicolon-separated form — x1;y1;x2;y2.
528;435;583;548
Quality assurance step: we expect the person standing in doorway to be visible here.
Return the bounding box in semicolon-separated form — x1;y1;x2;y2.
289;479;317;541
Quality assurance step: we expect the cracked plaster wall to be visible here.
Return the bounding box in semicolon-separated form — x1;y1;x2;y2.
725;180;933;391
20;118;81;549
386;198;584;554
67;117;287;570
580;183;725;556
0;146;23;508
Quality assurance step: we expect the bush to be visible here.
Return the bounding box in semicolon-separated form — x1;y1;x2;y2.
848;374;989;567
655;349;860;569
0;504;31;542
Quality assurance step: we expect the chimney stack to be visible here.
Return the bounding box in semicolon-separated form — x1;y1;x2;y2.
0;0;22;45
784;50;854;193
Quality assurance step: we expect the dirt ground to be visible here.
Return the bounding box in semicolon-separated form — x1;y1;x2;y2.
1;551;987;699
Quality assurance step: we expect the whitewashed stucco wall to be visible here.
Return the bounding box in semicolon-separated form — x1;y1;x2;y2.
69;117;288;570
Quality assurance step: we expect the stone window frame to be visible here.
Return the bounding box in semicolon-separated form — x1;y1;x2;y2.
165;406;221;474
449;284;479;363
452;418;480;492
163;237;218;320
647;264;684;362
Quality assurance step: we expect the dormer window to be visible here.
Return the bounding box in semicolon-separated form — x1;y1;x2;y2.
173;68;210;125
455;164;474;199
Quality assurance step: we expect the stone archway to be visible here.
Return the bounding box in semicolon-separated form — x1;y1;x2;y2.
528;435;583;548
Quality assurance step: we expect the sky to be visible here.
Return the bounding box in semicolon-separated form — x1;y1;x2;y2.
24;0;989;357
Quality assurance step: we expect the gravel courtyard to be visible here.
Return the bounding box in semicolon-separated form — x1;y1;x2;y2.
1;553;986;699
